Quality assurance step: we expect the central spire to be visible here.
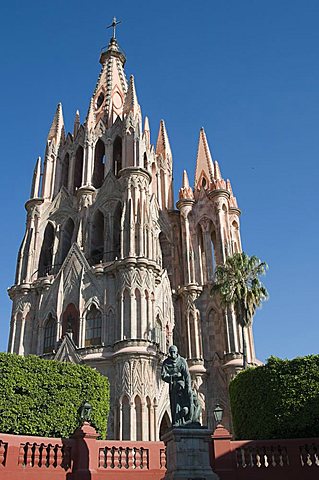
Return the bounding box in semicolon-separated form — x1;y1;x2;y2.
90;22;128;128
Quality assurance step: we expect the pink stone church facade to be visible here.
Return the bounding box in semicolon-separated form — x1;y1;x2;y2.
7;31;259;440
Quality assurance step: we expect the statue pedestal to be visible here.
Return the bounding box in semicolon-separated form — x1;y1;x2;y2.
161;426;219;480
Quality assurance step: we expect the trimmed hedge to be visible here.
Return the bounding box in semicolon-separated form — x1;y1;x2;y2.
229;355;319;439
0;353;109;438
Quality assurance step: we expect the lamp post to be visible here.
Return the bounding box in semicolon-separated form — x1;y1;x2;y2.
213;404;223;427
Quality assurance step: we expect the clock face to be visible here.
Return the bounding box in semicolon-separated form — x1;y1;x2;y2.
113;91;123;110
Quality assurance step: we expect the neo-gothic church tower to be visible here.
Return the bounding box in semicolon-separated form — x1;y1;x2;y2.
8;30;259;439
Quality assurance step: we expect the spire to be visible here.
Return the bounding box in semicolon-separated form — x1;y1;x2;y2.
90;34;128;128
86;98;96;132
179;170;194;200
214;160;222;180
156;120;172;160
73;110;80;137
47;103;65;146
30;157;42;199
143;116;151;148
194;128;214;189
183;169;190;189
123;75;139;117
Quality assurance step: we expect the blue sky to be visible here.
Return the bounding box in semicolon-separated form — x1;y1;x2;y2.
0;0;318;360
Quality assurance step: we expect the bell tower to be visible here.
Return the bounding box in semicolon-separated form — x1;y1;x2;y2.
8;25;259;436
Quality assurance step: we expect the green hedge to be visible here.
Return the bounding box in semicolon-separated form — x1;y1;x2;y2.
229;355;319;439
0;353;110;438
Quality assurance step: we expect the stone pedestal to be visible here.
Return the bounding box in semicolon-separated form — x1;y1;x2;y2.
161;426;219;480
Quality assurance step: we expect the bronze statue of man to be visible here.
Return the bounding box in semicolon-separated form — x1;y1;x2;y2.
161;345;201;427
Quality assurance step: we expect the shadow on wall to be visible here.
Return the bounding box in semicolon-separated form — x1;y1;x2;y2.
66;426;91;480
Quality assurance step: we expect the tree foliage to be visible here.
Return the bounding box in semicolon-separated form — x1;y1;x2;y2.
212;252;268;327
212;252;268;368
229;355;319;439
0;353;110;438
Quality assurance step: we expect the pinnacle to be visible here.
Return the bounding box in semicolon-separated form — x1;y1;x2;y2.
123;75;139;116
214;160;222;180
194;127;214;188
144;116;150;132
156;120;172;159
47;102;64;142
86;98;96;131
73;110;80;137
182;170;190;189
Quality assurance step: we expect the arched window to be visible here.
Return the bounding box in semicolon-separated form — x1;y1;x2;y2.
143;152;148;169
38;222;55;277
62;303;79;346
85;305;102;347
135;396;142;441
92;139;105;188
197;224;206;284
159;411;171;439
112;202;122;260
43;314;56;353
211;230;217;274
151;163;157;196
155;315;162;349
61;218;74;264
74;146;84;192
61;153;69;189
122;395;130;440
90;210;104;264
113;136;122;176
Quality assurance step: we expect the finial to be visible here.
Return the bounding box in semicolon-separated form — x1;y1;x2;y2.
107;17;121;39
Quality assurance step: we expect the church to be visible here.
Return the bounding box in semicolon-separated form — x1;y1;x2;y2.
7;25;258;440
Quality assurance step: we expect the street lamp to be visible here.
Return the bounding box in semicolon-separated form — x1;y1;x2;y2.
213;404;223;426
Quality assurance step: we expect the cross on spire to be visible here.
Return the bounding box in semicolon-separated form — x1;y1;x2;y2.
107;17;121;39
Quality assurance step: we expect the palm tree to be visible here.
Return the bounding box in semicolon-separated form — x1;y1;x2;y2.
211;252;268;369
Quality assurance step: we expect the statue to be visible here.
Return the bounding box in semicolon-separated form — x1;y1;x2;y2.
161;345;201;427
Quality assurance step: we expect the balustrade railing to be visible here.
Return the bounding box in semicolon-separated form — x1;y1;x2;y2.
1;427;319;480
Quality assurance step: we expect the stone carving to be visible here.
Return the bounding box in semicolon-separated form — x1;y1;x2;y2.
161;345;201;427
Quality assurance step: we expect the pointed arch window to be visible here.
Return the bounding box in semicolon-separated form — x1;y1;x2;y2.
122;395;130;440
90;210;104;264
43;314;56;353
113;136;122;176
61;218;74;264
61;153;69;189
74;146;84;192
155;315;162;349
38;222;55;277
85;305;102;347
112;202;122;260
92;139;105;188
135;396;142;440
